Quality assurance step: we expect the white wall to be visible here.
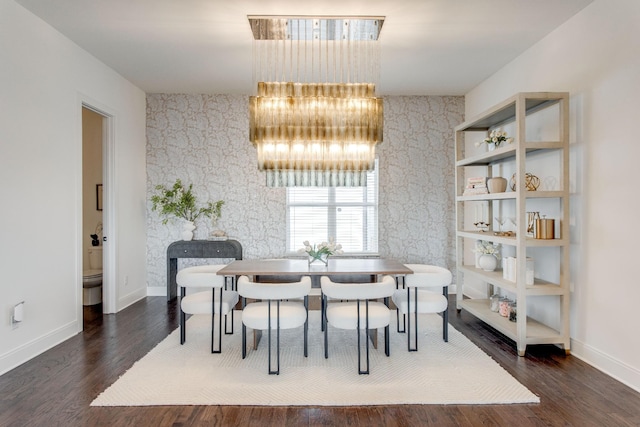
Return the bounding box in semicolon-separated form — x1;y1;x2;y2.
465;0;640;392
0;0;147;375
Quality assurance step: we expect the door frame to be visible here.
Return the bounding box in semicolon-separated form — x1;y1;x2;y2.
80;98;117;318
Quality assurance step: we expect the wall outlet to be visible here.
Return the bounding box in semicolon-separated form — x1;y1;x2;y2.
124;275;129;286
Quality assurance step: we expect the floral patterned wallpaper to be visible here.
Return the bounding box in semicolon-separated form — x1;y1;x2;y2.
146;94;464;290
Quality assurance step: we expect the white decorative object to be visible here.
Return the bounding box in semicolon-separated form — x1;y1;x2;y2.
478;254;498;271
181;220;196;241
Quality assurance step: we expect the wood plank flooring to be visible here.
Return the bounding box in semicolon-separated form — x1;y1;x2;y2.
0;296;638;427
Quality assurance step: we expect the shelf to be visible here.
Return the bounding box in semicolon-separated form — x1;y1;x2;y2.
455;92;570;357
456;141;564;167
459;265;564;295
458;299;563;344
456;190;564;202
456;230;567;247
455;93;565;132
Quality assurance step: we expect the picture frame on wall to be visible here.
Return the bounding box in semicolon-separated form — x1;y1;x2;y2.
97;184;103;211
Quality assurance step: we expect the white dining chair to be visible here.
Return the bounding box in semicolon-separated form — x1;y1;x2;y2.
177;264;239;353
237;275;312;375
393;264;452;351
321;275;396;374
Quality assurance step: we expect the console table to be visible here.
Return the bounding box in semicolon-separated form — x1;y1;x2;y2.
166;239;243;301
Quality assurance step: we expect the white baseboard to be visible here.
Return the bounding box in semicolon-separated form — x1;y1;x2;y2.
570;338;640;393
147;286;167;297
0;321;78;377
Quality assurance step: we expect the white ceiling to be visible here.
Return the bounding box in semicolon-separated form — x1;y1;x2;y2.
15;0;593;95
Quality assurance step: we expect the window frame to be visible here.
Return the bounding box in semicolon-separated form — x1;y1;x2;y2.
285;160;379;256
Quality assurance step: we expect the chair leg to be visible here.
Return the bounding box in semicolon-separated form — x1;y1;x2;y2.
211;288;223;354
443;287;449;342
320;290;325;332
180;288;186;345
225;277;234;335
241;297;247;359
408;287;418;352
323;295;329;359
396;277;406;333
304;295;309;358
357;300;370;375
268;300;281;375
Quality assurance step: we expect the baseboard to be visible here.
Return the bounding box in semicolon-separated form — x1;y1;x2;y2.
0;321;78;377
571;338;640;393
147;286;167;297
117;288;148;311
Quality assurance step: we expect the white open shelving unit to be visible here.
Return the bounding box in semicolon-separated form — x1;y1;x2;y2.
454;92;570;356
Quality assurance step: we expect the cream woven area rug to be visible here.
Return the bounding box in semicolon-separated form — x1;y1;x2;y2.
92;311;539;406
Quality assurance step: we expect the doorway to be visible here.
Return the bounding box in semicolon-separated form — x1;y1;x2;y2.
81;104;114;319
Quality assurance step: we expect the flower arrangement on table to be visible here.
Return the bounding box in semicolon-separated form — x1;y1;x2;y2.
475;128;514;148
473;240;501;259
151;179;224;240
298;238;343;266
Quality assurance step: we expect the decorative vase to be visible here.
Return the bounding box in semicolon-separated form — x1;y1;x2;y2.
487;177;508;193
478;254;498;272
487;142;496;151
181;220;196;241
308;253;329;266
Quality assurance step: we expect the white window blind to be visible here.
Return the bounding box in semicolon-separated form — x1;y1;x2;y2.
286;162;378;254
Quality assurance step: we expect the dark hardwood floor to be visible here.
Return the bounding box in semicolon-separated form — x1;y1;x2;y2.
1;296;638;427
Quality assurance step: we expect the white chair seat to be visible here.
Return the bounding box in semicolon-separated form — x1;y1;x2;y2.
181;289;239;315
326;301;391;330
242;301;307;330
392;289;448;314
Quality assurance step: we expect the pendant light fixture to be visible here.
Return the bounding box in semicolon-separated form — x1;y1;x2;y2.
248;16;384;186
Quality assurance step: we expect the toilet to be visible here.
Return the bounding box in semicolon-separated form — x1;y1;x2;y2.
83;246;103;306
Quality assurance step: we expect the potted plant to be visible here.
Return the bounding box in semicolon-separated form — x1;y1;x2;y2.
475;128;514;150
151;179;224;241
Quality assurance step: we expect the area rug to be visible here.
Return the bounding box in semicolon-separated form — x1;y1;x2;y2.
91;312;539;406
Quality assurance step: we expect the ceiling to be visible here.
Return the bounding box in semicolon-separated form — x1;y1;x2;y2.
15;0;593;96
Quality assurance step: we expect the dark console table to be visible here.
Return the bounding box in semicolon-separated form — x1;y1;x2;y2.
166;239;243;301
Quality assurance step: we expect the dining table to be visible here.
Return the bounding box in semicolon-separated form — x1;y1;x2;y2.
216;257;413;279
217;257;413;349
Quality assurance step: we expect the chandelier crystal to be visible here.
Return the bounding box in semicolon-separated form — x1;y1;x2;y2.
248;16;384;186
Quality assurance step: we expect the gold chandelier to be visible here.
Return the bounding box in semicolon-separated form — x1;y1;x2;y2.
248;16;384;186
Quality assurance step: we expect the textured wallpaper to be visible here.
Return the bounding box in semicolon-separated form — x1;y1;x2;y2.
146;94;464;289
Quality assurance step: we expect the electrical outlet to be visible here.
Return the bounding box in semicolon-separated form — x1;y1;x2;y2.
124;275;129;286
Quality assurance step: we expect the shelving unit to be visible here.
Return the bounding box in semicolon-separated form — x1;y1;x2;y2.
454;92;570;356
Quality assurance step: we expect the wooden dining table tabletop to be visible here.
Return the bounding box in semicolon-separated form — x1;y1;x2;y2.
216;257;413;277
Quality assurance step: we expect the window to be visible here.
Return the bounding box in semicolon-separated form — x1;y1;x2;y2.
286;162;378;254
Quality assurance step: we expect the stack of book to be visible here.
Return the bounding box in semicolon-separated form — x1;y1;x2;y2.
463;177;488;196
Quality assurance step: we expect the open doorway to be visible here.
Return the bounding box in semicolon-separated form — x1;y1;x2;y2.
82;107;105;321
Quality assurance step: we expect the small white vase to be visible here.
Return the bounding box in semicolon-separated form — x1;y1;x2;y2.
181;220;196;241
478;254;498;272
487;142;496;151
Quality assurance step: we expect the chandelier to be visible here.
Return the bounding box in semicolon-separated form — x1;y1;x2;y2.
248;16;384;187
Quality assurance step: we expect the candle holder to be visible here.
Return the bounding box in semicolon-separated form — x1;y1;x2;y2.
474;221;490;232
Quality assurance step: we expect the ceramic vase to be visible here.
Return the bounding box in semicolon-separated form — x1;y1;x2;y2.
487;177;508;193
478;254;498;272
181;220;196;241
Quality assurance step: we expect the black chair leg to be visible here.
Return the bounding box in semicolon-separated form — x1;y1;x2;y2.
443;287;449;342
357;300;370;375
241;297;247;359
268;301;281;375
323;295;329;359
408;287;418;352
180;288;186;345
304;295;309;357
